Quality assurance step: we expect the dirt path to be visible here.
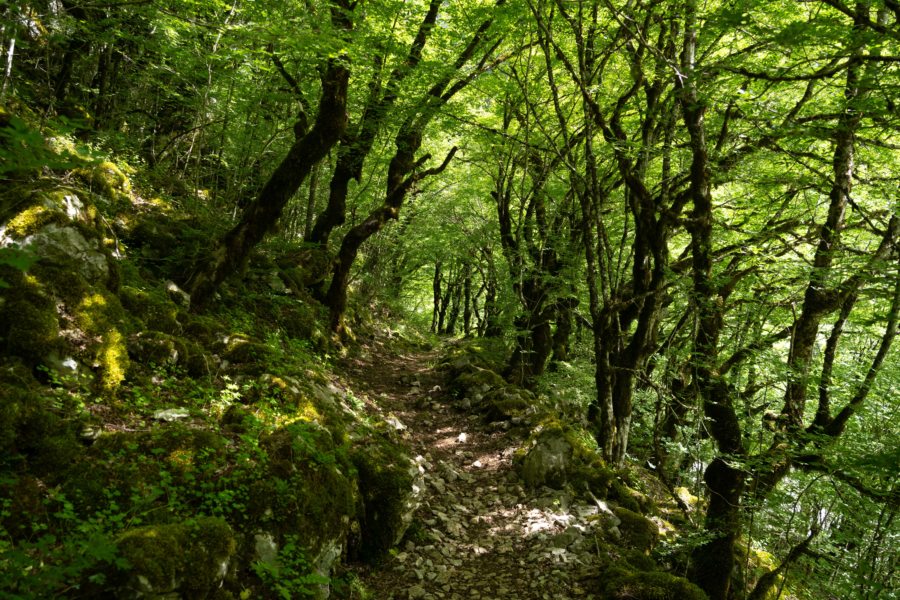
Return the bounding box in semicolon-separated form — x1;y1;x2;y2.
339;337;604;600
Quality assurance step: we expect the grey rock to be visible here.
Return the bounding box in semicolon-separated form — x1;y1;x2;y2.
21;224;109;280
152;408;191;422
519;430;574;488
165;281;191;307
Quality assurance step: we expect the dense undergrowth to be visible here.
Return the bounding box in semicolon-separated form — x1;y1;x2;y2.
0;104;429;599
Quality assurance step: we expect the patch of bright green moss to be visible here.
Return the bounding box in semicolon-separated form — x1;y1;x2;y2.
5;204;63;237
77;161;132;203
73;291;131;390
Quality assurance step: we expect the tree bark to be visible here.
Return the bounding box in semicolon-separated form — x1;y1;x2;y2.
184;3;353;308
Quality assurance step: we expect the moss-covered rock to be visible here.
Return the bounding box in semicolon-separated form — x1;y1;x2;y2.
610;478;654;514
600;566;708;600
6;297;62;362
350;435;422;562
481;387;535;422
115;517;236;599
244;422;358;588
448;366;505;399
119;285;181;334
218;335;272;368
64;424;228;514
76;161;132;204
0;360;83;476
126;331;208;377
612;506;659;553
516;420;615;497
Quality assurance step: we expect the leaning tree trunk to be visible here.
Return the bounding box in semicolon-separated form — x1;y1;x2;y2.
325;135;457;334
184;10;352;308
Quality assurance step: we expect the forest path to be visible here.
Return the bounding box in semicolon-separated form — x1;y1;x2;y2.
339;335;604;600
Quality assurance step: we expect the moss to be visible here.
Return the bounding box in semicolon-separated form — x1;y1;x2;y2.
220;335;271;365
72;291;131;390
245;422;357;563
350;435;416;562
119;285;181;334
64;424;229;516
449;366;505;398
77;161;131;203
183;314;220;345
612;506;659;553
517;418;614;497
115;517;236;599
601;566;708;600
5;203;65;237
6;299;61;362
621;548;658;572
482;388;533;422
610;479;653;514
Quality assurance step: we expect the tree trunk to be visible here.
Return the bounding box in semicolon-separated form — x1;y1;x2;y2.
463;264;473;337
304;160;320;240
431;262;442;333
326;142;456;334
184;15;352;308
307;0;443;248
550;296;576;364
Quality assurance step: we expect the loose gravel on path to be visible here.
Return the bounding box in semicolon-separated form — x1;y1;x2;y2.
340;339;606;600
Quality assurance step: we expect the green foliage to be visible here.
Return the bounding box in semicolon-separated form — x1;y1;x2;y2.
252;534;330;599
0;248;37;288
0;114;90;175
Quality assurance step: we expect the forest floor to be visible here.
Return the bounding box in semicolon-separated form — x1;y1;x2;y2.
338;335;606;600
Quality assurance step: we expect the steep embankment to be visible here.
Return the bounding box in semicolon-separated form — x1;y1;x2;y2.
337;338;705;600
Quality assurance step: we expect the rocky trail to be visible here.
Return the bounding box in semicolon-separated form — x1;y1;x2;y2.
339;338;607;600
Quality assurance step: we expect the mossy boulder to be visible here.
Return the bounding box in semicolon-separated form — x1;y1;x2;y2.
0;248;130;390
119;285;181;334
480;386;535;423
1;189;114;285
612;507;659;553
609;477;655;514
516;420;614;496
65;424;228;514
251;375;345;433
217;335;272;369
350;435;423;562
448;366;505;399
76;161;132;204
114;517;236;599
600;566;708;600
518;428;573;488
249;422;357;546
5;297;62;362
126;331;209;376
